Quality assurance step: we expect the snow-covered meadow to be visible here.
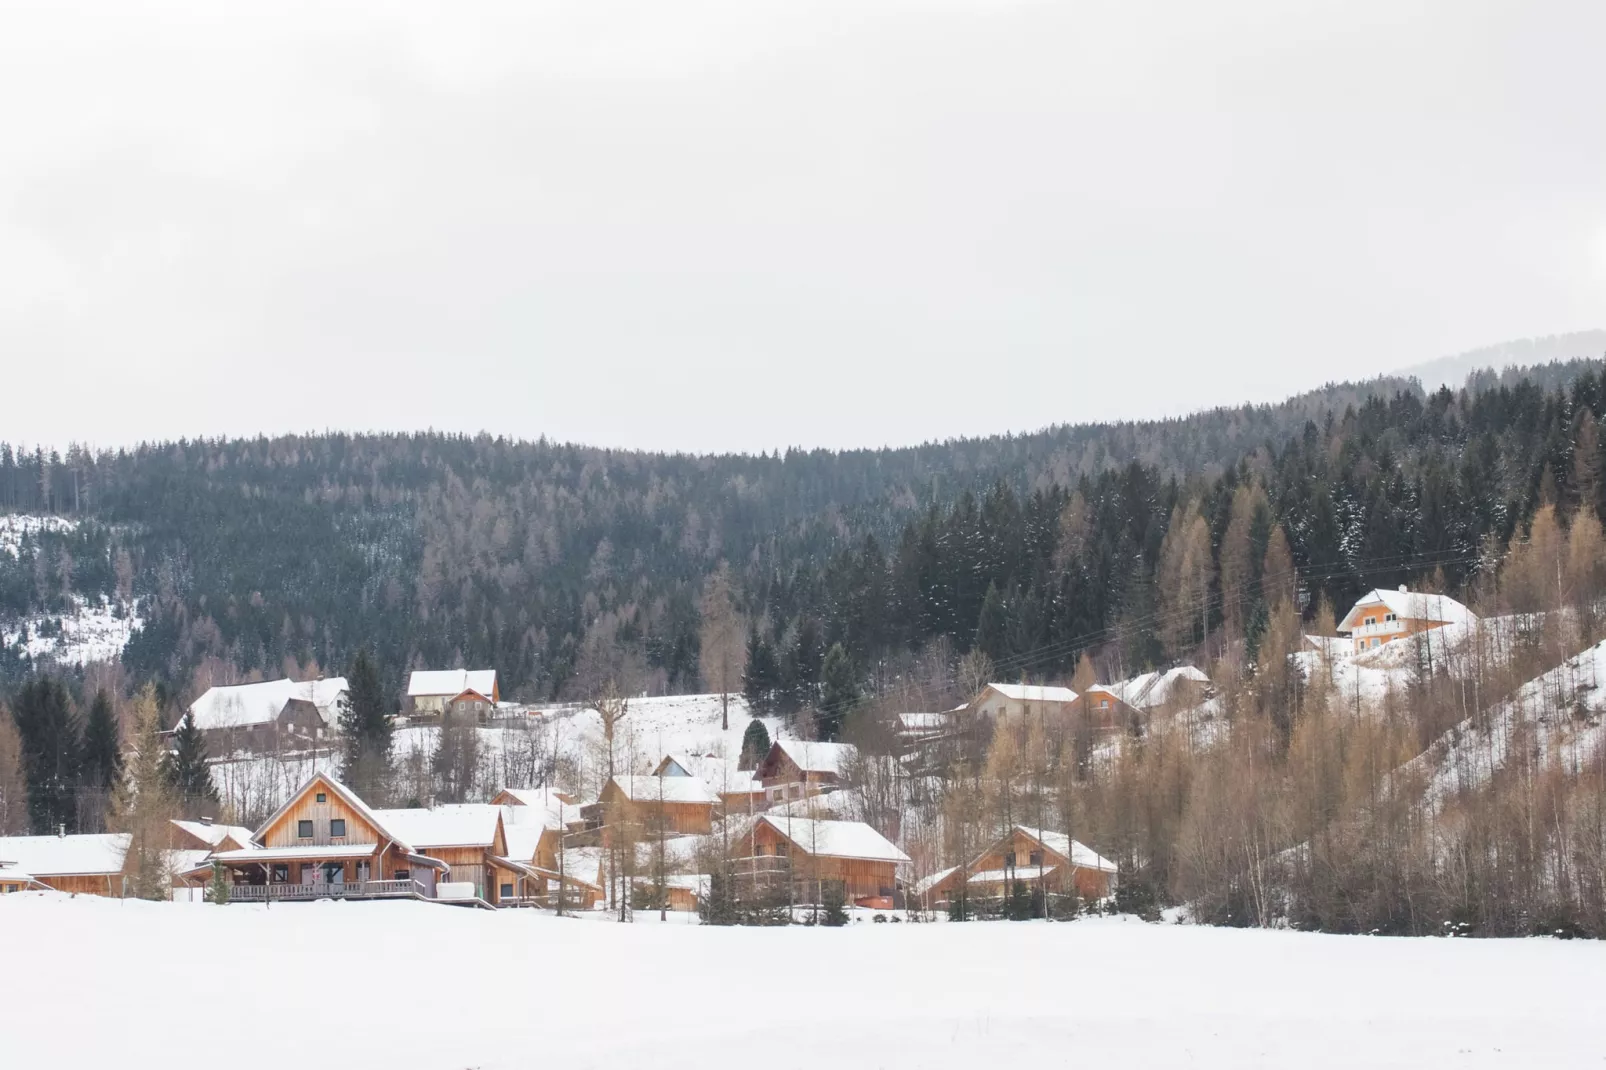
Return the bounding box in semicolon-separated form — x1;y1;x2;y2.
2;893;1603;1068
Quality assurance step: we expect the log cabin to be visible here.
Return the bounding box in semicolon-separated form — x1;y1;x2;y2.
598;774;718;836
206;772;450;903
0;833;130;895
741;814;909;907
369;804;513;905
917;826;1118;906
752;740;857;805
1338;587;1476;654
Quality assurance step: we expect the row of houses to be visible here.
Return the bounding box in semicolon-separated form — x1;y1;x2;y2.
0;738;926;912
176;668;502;752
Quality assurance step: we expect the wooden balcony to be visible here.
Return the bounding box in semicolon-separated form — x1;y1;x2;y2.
226;879;429;903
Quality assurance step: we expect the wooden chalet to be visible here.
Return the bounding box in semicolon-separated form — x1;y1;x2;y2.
633;873;705;912
0;833;131;896
170;818;255;853
206;772;452;904
597;774;718;836
369;804;515;905
741;814;909;907
654;753;766;813
916;825;1118;907
752;739;856;805
488;788;604;908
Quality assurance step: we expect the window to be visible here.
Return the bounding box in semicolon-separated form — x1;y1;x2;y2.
755;844;768;856
315;792;327;803
1370;638;1381;649
1385;613;1397;622
271;864;289;883
329;819;347;838
500;883;514;899
775;841;789;857
394;870;409;882
1004;851;1017;867
297;820;314;838
1364;617;1376;626
1028;851;1043;866
1099;699;1110;709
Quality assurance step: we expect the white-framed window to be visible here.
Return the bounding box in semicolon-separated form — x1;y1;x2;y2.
1370;638;1381;648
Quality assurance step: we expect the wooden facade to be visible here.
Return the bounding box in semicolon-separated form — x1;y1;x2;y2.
597;781;715;836
753;743;847;803
745;820;900;903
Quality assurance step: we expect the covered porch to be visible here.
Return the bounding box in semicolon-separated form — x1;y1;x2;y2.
206;843;447;902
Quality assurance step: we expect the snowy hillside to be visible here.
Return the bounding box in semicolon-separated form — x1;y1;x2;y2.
4;893;1603;1068
208;693;786;822
1413;639;1606;810
1;594;142;667
0;513;78;556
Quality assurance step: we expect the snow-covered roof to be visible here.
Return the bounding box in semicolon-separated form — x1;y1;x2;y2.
171;820;256;850
370;805;503;849
769;739;856;777
1001;827;1118;873
912;865;960;896
1340;589;1476;631
1103;666;1210;710
187;677;348;731
757;816;910;863
985;683;1078;704
897;712;950;730
0;833;130;876
166;848;216;878
968;865;1059;885
253;772;407;850
653;753;700;777
607;774;719;804
406;669;498;699
210;843;381;863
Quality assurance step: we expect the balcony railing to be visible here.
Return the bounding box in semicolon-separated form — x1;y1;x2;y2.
226;879;428;903
1347;619;1407;639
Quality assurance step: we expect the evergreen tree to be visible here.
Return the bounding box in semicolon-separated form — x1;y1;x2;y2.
11;676;81;834
167;711;216;809
973;581;1008;661
742;630;781;714
739;718;771;770
817;643;858;741
821;881;848;926
208;861;231;905
81;689;122;793
339;647;393;799
111;685;179;900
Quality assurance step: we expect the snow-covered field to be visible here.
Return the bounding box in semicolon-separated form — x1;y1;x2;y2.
2;893;1603;1069
0;513;77;556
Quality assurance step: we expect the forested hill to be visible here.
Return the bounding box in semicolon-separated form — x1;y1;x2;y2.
1;360;1603;708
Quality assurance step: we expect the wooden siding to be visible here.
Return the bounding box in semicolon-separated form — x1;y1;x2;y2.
31;873;121;896
260;778;384;849
970;829;1113;900
746;820;899;900
599;783;715;835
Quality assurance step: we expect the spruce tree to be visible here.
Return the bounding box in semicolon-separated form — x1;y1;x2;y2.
817;643;858;741
167;711;216;809
339;647;393;800
112;686;180;900
739;718;771;770
82;689;122;793
11;676;81;834
974;582;1008;661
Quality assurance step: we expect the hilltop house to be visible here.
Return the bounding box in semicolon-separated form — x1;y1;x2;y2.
740;814;910;907
406;669;499;721
179;677;348;753
1339;587;1476;654
752;740;857;804
964;683;1079;722
914;825;1118;907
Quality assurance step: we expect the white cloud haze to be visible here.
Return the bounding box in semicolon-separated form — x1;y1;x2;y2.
2;0;1604;452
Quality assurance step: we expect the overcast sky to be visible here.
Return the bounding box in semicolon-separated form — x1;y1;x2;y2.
3;1;1604;454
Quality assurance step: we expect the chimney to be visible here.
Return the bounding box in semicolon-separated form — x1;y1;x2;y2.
1399;584;1408;593
57;823;65;839
199;816;214;827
